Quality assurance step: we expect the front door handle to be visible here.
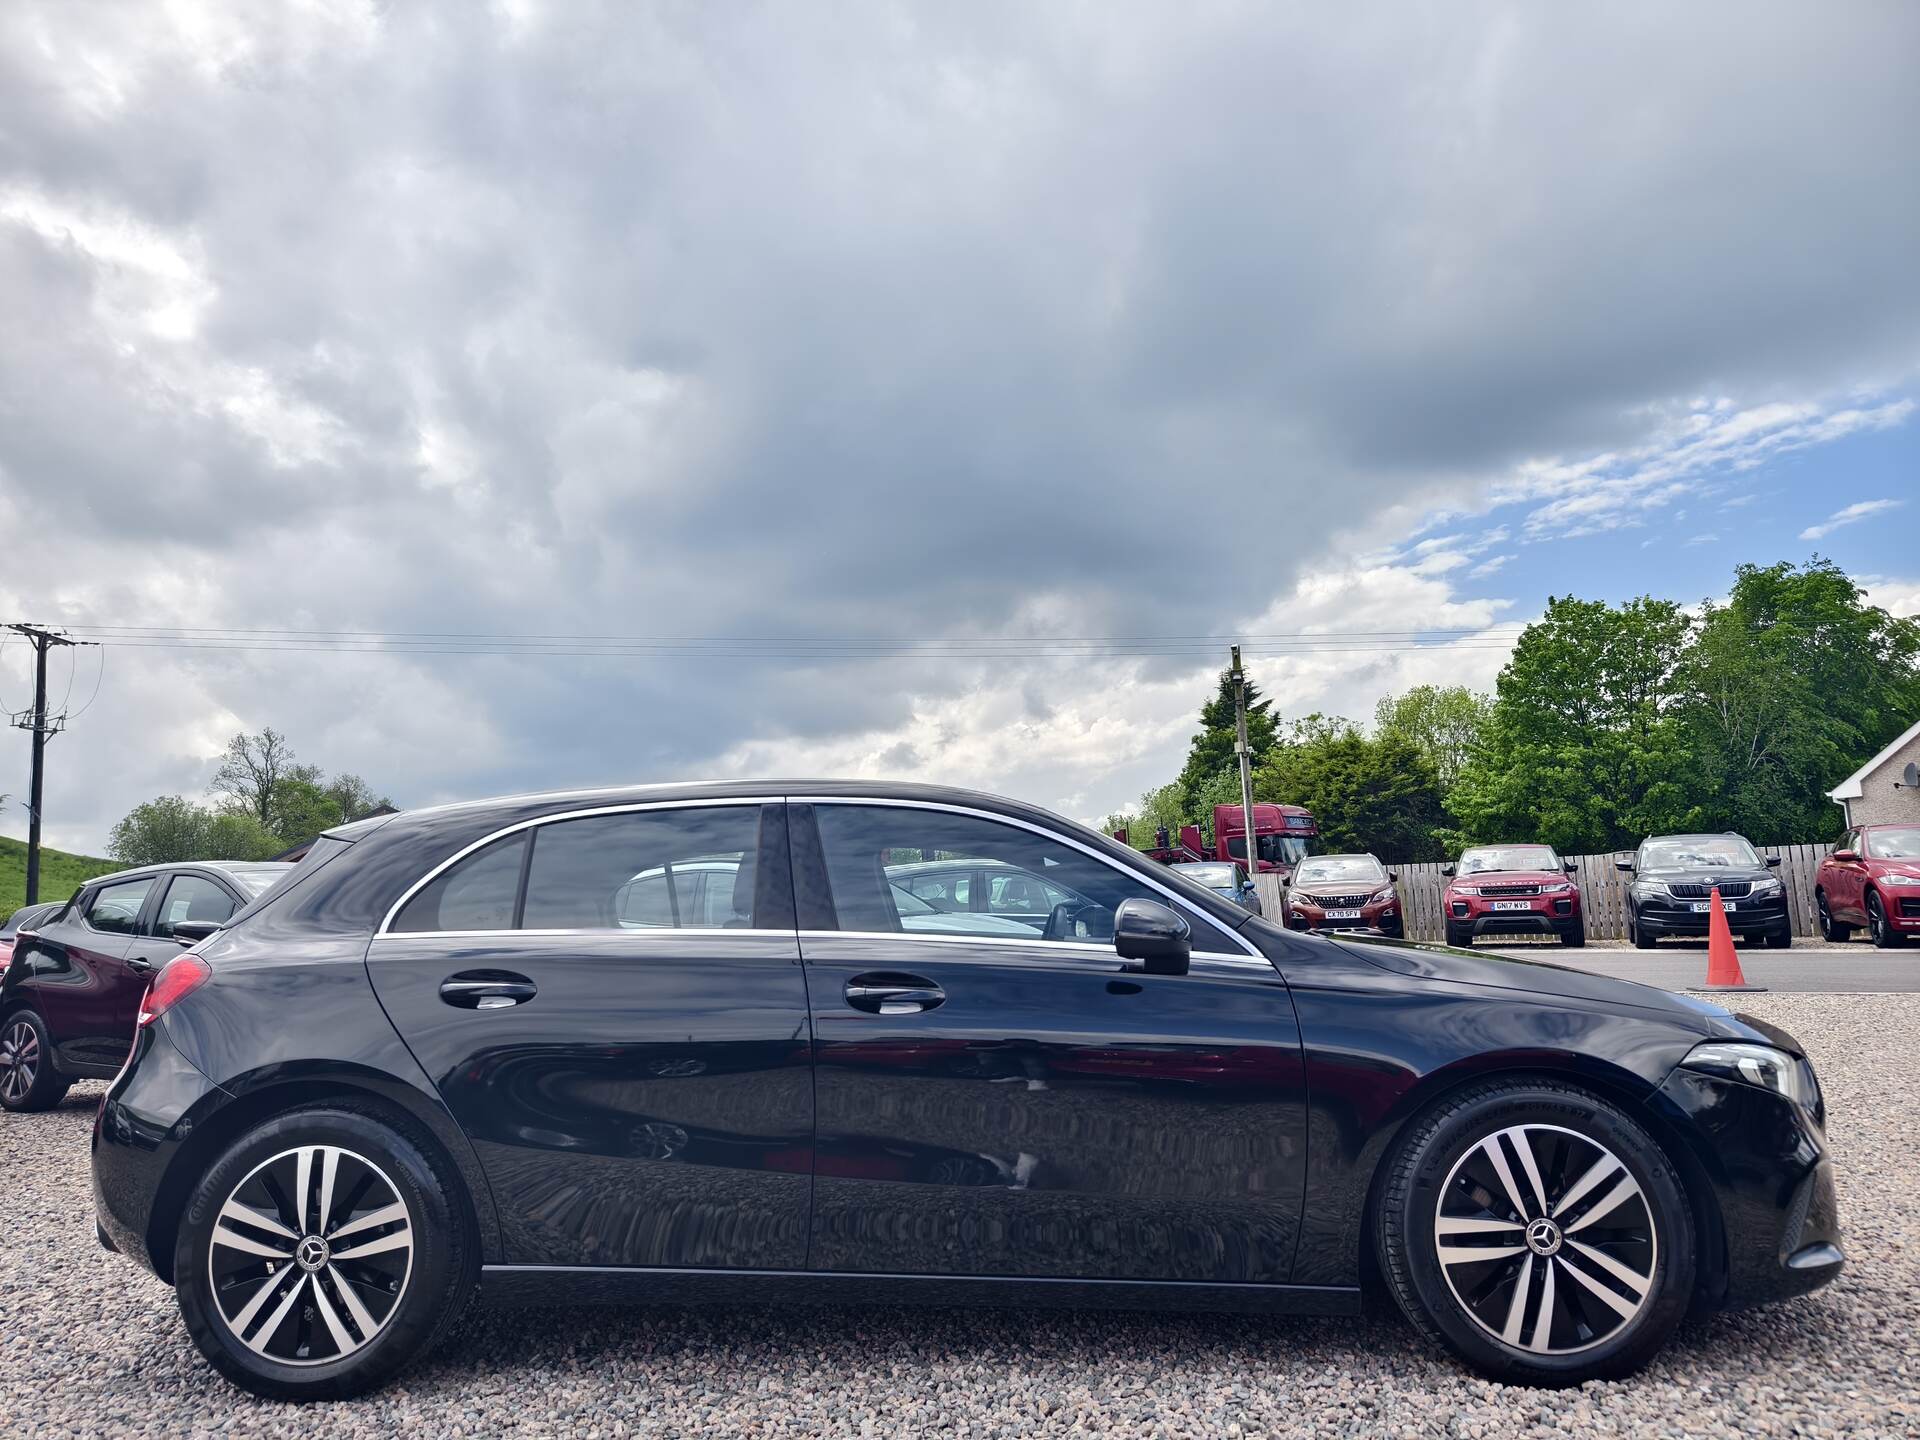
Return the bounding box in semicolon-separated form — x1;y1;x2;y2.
845;973;945;1015
440;971;538;1009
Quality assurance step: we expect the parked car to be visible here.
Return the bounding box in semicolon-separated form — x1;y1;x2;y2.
1441;845;1584;948
1168;860;1262;914
1815;823;1920;948
0;900;61;974
94;781;1841;1397
1282;853;1402;936
0;860;289;1111
1616;834;1790;950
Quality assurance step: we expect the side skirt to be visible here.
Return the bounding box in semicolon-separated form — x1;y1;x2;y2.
480;1265;1362;1316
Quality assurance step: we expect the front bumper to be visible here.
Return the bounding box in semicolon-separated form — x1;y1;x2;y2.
92;1023;226;1277
1288;903;1402;936
1636;894;1790;936
1447;893;1581;935
1650;1064;1843;1310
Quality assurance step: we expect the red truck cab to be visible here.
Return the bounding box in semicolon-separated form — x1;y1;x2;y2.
1115;804;1317;878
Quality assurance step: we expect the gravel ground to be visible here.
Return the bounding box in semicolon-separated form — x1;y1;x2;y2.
3;994;1915;1438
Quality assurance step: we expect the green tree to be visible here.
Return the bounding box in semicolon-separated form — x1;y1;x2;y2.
266;773;345;847
1176;669;1279;818
323;773;393;824
1450;595;1697;853
203;811;283;861
108;796;210;866
211;728;298;827
1678;558;1920;840
1256;727;1447;862
1102;782;1187;847
1374;685;1493;790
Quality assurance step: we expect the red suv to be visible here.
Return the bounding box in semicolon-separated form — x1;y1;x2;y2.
1816;823;1920;948
1283;853;1402;937
1442;844;1585;948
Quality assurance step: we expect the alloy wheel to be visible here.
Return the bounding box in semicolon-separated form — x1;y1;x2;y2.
207;1145;414;1366
1869;895;1891;947
1434;1124;1657;1355
0;1019;38;1104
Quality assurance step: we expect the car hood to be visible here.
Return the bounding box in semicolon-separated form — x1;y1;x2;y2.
1329;932;1778;1042
1868;862;1920;879
1448;869;1569;888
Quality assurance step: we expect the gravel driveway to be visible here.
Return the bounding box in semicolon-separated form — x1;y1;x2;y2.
3;994;1914;1438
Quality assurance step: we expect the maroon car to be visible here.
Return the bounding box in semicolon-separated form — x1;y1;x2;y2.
1283;853;1402;937
1442;844;1585;948
1815;823;1920;948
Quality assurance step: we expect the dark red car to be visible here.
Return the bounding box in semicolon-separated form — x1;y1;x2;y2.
1442;844;1585;948
1815;823;1920;948
1283;853;1402;936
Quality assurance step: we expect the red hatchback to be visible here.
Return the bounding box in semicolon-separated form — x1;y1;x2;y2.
1442;844;1585;948
1816;823;1920;948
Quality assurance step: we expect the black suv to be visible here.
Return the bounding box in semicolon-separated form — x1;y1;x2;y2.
1616;833;1791;949
0;860;288;1110
92;782;1840;1398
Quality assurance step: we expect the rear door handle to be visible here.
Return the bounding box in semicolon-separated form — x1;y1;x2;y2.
844;973;945;1015
440;971;538;1009
125;955;158;976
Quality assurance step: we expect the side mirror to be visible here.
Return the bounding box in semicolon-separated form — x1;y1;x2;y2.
1614;854;1635;873
1832;849;1860;863
1241;880;1257;894
1440;863;1455;877
1563;859;1577;873
1387;871;1399;883
170;920;221;946
1113;898;1190;976
1764;854;1781;868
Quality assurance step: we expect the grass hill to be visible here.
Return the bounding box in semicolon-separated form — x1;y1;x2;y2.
0;834;120;915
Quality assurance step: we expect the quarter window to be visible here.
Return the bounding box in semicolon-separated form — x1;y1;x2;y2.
391;835;527;933
811;805;1239;953
153;875;239;938
86;877;155;935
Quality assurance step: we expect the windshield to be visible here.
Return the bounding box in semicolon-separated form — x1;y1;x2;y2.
1641;836;1761;869
229;866;291;896
1226;834;1311;866
1458;845;1561;875
1174;863;1239;888
1293;856;1386;887
1867;827;1920;860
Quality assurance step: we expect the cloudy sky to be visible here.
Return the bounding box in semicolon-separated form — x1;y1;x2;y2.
2;1;1917;853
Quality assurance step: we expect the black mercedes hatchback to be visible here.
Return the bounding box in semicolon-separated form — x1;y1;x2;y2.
90;782;1843;1399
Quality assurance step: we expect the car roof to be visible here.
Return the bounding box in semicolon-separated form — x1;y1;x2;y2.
74;860;293;888
1642;833;1747;843
1299;853;1380;863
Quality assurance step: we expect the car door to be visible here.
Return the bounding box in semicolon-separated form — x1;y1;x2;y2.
1831;830;1864;923
27;875;159;1072
365;800;813;1271
123;870;247;987
791;799;1308;1284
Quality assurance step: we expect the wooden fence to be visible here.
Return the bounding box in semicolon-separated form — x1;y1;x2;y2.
1253;841;1834;943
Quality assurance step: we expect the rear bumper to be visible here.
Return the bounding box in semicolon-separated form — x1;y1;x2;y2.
1650;1066;1843;1310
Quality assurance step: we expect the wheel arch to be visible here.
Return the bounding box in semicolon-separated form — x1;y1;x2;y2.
1354;1060;1727;1311
144;1064;497;1283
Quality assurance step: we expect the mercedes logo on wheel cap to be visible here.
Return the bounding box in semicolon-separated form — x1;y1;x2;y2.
1525;1217;1563;1257
295;1235;331;1272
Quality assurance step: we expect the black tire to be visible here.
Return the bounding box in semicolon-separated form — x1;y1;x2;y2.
1559;920;1586;949
1630;913;1656;950
0;1010;73;1113
1444;920;1473;949
1816;892;1851;943
1375;1078;1695;1387
1764;926;1792;949
173;1105;475;1400
1868;892;1906;949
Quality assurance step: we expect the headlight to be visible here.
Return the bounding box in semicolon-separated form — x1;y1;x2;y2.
1681;1042;1820;1110
1633;879;1671;897
1881;873;1920;887
1748;876;1783;896
1371;887;1397;905
1452;884;1480;896
1541;881;1573;895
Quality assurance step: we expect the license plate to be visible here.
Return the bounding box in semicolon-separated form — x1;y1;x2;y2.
1491;900;1533;912
1689;900;1735;912
1323;908;1363;920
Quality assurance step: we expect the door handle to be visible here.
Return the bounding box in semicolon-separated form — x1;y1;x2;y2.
440;972;538;1010
125;955;157;976
844;973;945;1015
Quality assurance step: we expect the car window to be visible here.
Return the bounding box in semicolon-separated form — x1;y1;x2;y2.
812;804;1239;953
152;874;240;938
523;807;761;930
1641;837;1760;868
902;871;972;911
1867;827;1920;859
391;834;528;933
1292;857;1387;888
86;877;156;935
1458;846;1560;875
1173;863;1239;888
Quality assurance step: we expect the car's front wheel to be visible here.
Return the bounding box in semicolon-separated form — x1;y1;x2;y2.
1868;892;1907;949
1444;919;1473;948
1630;913;1656;949
1559;919;1586;948
174;1105;475;1400
0;1010;72;1112
1375;1078;1695;1386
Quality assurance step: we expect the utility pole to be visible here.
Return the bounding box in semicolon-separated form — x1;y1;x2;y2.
1230;645;1259;880
7;625;93;904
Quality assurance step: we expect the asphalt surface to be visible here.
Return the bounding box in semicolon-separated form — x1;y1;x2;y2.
1475;938;1920;992
2;995;1914;1437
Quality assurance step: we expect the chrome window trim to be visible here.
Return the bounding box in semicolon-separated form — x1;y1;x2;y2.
803;796;1264;960
374;927;798;943
376;796;783;936
798;928;1274;969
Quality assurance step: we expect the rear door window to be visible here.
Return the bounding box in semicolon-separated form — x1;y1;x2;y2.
86;877;156;936
524;808;760;930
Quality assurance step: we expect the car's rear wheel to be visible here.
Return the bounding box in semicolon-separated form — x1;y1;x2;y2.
1868;892;1907;949
0;1010;72;1113
1375;1078;1694;1386
174;1106;474;1400
1816;892;1851;943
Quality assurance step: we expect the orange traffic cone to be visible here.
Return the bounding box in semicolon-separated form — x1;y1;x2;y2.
1701;884;1766;991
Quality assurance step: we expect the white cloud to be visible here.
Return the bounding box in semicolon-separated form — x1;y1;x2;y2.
1799;497;1905;540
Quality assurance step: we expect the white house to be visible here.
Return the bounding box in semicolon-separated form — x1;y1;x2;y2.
1828;717;1920;828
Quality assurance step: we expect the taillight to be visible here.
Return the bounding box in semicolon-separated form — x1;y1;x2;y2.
138;955;211;1027
0;939;11;971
